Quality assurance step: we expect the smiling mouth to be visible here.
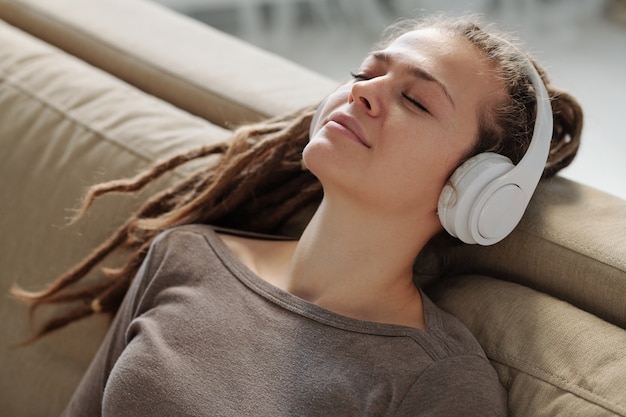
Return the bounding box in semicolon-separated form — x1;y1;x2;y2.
326;115;371;148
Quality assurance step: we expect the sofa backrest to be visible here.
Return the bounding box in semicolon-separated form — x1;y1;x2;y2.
0;0;337;127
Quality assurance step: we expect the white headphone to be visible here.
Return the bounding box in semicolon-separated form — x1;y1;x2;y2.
437;58;553;245
309;55;552;246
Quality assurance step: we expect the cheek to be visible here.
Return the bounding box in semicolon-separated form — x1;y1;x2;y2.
309;85;352;138
382;130;464;203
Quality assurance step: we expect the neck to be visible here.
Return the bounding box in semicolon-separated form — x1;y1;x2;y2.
282;196;439;328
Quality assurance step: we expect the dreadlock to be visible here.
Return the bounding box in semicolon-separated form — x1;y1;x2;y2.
13;105;323;343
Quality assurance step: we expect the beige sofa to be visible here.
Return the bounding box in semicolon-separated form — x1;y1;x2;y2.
1;0;624;416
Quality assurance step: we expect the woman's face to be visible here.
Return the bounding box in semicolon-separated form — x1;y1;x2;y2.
303;28;505;222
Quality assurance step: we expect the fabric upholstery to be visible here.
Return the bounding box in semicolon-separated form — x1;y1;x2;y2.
0;0;337;127
0;19;230;416
428;275;626;417
448;177;626;329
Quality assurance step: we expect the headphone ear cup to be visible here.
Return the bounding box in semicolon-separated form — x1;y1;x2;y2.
438;152;515;244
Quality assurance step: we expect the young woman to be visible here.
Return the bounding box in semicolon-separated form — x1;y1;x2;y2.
17;15;582;416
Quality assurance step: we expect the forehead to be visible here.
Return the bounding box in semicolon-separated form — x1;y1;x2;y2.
381;28;504;104
384;28;476;63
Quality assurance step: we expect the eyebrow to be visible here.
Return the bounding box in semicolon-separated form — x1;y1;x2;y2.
370;51;455;109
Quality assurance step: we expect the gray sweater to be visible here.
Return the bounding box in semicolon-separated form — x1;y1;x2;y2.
62;225;506;416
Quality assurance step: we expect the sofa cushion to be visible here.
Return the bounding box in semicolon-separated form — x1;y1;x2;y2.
0;20;231;416
428;275;626;417
445;177;626;330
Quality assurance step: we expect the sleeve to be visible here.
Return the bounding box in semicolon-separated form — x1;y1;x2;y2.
394;355;507;417
60;232;169;417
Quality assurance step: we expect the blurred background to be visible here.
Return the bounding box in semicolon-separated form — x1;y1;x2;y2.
149;0;626;200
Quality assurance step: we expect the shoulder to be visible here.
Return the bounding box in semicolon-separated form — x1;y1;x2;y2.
395;295;507;416
134;225;220;291
124;225;225;317
152;224;218;248
144;224;224;265
419;292;487;360
397;354;507;416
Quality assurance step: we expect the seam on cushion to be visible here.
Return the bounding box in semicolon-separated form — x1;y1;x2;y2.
513;226;626;328
488;350;626;416
0;71;188;181
467;225;625;327
9;4;266;122
518;220;625;274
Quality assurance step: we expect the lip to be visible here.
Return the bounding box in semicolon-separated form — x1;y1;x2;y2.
325;112;371;148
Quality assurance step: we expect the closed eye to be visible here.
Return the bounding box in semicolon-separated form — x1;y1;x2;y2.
350;71;370;81
351;72;430;114
402;93;429;114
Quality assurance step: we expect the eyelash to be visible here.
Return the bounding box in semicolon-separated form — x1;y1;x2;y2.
350;71;369;81
402;93;429;113
349;72;429;114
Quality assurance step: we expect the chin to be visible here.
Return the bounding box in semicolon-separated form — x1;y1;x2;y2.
301;143;323;179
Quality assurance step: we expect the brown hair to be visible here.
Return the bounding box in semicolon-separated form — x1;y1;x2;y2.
14;15;582;342
378;15;582;175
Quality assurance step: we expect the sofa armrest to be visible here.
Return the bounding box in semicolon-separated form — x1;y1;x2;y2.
0;0;337;127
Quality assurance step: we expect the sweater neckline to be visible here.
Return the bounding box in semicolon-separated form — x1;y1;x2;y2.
200;225;440;338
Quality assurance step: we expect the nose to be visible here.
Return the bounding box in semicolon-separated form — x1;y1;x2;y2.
348;79;382;116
